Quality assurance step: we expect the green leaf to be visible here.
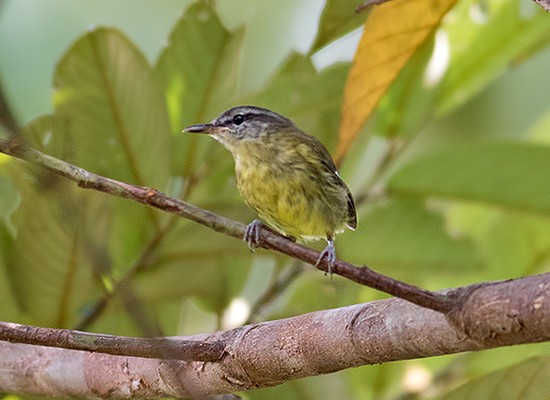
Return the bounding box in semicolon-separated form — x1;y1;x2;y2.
437;0;550;114
388;141;550;215
5;164;109;327
0;224;21;321
134;222;252;313
0;173;21;319
448;204;550;280
154;3;246;177
310;0;366;53
250;53;349;150
155;2;233;130
0;173;19;235
50;27;171;271
339;198;480;275
53;27;171;188
528;107;550;145
374;36;436;138
441;356;550;400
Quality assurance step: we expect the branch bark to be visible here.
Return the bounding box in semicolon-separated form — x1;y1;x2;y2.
1;273;548;398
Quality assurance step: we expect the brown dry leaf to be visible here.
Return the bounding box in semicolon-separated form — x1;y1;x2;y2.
335;0;456;165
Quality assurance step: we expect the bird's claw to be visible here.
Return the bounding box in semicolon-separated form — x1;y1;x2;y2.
243;219;262;251
315;241;336;278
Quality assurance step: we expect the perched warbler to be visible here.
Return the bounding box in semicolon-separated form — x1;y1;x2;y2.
184;105;356;274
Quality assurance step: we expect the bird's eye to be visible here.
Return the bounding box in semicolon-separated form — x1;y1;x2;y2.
233;114;245;125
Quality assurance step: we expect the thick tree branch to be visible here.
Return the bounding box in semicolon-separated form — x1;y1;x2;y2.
0;138;452;314
1;273;548;398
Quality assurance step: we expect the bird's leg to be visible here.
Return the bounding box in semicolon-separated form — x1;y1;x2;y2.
243;219;263;251
315;236;336;277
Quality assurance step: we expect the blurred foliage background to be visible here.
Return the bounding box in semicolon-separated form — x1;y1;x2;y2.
1;0;550;399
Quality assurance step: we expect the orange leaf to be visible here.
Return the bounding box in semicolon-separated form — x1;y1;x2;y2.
335;0;456;165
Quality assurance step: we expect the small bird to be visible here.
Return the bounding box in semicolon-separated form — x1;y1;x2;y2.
183;105;356;274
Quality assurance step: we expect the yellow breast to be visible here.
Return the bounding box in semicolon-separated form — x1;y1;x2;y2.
233;142;349;241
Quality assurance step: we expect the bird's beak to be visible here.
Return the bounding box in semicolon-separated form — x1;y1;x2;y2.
182;123;214;134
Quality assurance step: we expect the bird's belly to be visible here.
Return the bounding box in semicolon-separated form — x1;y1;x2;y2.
235;162;344;240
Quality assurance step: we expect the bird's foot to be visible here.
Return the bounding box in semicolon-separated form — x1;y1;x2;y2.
315;241;336;277
243;219;262;252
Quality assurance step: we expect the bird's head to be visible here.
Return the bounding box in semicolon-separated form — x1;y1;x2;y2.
183;105;296;152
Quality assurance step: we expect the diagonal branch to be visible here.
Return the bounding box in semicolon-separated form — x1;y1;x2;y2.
0;137;452;314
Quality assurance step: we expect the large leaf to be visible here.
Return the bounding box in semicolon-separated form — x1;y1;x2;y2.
388;142;550;215
448;204;550;281
154;2;245;177
250;53;349;150
0;175;20;321
0;174;20;319
339;198;480;276
133;221;252;313
155;2;232;130
335;0;456;164
529;108;550;145
52;27;173;268
372;36;436;138
442;355;550;400
0;173;19;235
53;27;171;188
0;237;21;321
5;164;109;327
11;93;157;328
437;0;550;114
310;0;366;53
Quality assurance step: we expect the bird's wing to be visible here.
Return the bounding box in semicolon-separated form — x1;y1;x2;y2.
343;184;357;230
299;132;358;230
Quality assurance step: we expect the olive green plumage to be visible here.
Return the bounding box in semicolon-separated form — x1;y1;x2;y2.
184;105;356;272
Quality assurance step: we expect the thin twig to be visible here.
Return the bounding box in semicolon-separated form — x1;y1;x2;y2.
0;321;225;362
0;139;453;314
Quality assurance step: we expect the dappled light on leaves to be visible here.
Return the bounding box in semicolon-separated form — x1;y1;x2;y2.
335;0;456;164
